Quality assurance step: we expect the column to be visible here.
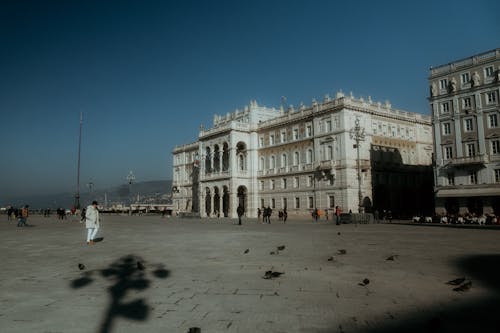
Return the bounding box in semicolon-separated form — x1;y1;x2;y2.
475;92;486;155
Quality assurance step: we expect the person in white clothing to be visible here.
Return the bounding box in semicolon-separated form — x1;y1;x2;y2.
85;200;100;245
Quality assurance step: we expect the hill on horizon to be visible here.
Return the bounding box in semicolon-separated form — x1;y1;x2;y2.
1;180;172;209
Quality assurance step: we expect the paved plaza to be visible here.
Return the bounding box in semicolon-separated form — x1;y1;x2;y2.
1;215;500;333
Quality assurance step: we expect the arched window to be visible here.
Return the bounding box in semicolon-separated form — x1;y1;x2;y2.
270;155;276;169
307;149;313;164
281;153;288;167
239;154;245;171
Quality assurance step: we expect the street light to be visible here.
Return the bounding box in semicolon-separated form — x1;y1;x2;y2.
350;117;365;213
87;182;94;193
127;171;135;215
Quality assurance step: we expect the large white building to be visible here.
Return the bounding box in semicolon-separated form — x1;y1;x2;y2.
430;48;500;215
173;92;433;218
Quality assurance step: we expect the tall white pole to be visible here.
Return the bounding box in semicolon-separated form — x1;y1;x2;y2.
74;112;83;209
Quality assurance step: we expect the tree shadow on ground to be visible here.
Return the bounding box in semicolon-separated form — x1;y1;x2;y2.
70;254;170;333
317;254;500;333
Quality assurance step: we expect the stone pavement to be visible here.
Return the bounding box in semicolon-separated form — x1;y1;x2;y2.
1;215;500;333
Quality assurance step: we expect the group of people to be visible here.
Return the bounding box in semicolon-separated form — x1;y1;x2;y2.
6;205;30;227
257;207;276;224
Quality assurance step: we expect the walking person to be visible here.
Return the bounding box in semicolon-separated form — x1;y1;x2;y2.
17;205;29;227
335;206;342;225
283;208;288;223
237;204;244;225
266;206;272;224
85;201;100;245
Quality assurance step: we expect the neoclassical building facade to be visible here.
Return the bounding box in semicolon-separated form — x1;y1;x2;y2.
430;48;500;215
173;93;433;218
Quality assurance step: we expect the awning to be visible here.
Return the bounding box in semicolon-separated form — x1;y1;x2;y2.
436;187;500;197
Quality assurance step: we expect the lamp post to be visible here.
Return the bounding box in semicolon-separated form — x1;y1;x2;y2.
74;112;83;209
87;182;94;193
350;117;365;213
127;171;135;215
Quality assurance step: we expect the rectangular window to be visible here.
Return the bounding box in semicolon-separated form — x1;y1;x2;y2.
307;175;313;187
461;72;470;84
495;169;500;183
269;135;275;145
293;128;299;140
443;123;451;135
259;137;264;147
441;102;450;113
489;114;498;128
466;143;476;157
469;171;477;184
271;198;275;209
280;131;286;143
283;197;287;209
306;125;312;137
295;197;300;209
464;118;474;132
260;198;265;208
270;180;275;190
463;97;471;108
282;178;287;189
487;92;497;104
485;66;494;77
439;79;448;90
308;197;314;209
447;173;455;186
293;177;299;188
444;146;453;159
259;181;264;190
492;140;500;154
326;120;332;132
329;195;335;208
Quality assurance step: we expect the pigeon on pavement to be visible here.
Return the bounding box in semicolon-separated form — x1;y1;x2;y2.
446;277;466;286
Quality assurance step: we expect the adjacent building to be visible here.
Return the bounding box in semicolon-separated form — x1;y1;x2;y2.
430;48;500;215
173;93;433;218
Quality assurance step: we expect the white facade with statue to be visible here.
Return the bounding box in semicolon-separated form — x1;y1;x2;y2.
173;92;433;219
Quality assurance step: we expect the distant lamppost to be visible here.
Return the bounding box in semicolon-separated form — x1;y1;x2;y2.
350;117;365;213
74;112;83;209
127;171;135;215
87;182;94;193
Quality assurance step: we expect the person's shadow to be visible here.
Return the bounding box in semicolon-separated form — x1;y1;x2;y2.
70;254;169;333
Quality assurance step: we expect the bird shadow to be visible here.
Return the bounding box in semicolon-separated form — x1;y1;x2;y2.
70;254;170;333
317;254;500;333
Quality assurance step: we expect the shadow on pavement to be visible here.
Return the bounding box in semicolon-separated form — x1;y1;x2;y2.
70;254;170;333
319;254;500;333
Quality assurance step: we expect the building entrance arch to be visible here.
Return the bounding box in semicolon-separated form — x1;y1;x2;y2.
205;188;212;216
237;185;247;214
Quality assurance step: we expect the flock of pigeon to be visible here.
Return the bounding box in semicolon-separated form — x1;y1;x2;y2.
74;232;472;333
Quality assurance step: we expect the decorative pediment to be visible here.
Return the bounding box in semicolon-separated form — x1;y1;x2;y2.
320;136;335;143
485;133;500;139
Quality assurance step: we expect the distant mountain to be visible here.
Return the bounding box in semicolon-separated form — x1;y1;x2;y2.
1;180;172;209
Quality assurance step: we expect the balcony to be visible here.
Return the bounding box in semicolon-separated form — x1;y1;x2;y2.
446;155;488;167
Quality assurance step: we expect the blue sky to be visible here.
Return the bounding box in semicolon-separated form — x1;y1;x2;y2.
1;0;499;200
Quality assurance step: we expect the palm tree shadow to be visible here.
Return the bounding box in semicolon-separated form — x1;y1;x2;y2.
320;255;500;333
70;254;170;333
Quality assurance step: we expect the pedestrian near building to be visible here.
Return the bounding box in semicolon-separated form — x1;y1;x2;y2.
283;208;288;223
237;204;244;225
85;201;100;245
335;206;342;225
325;209;329;221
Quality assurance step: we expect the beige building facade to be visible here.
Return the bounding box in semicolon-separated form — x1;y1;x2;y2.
430;48;500;214
173;93;433;219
